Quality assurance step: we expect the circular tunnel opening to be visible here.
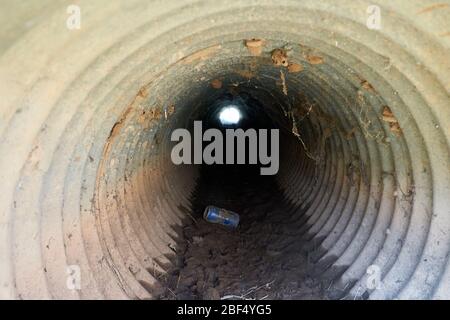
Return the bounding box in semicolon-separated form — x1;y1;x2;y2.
76;39;450;300
95;43;441;300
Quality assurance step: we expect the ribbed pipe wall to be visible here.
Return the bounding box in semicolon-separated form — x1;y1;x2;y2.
0;0;449;299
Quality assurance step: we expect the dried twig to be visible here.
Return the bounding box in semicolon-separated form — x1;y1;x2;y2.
221;294;254;300
280;70;288;95
221;280;274;300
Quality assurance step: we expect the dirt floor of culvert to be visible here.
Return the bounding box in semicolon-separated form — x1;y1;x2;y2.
155;166;326;300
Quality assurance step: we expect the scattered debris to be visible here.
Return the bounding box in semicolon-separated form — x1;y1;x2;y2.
382;106;397;123
107;105;133;140
157;170;325;300
211;79;222;89
287;62;303;73
291;120;320;162
356;90;384;141
138;107;163;126
306;54;324;65
245;39;265;56
361;80;375;92
279;70;288;95
150;108;162;120
168;104;175;115
382;106;402;135
221;280;275;300
288;105;325;163
389;122;402;135
164;104;175;120
220;294;254;300
137;87;149;98
271;48;289;67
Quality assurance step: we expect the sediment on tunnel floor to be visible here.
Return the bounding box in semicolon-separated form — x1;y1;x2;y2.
157;167;326;300
0;0;449;300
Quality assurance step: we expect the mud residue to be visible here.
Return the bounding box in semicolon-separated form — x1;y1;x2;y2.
382;106;402;135
305;54;324;65
417;3;448;14
245;39;265;56
271;48;289;67
138;107;163;128
211;79;223;89
288;62;303;73
361;80;375;92
137;87;149;98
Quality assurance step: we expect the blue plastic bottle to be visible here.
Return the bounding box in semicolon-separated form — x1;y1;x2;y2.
203;205;240;228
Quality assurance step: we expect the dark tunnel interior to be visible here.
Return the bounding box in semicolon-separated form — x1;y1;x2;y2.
91;49;433;300
149;80;335;299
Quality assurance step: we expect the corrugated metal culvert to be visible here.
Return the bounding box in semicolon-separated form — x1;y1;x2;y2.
0;0;449;299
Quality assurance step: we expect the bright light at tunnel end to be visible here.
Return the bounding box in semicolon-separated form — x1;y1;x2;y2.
219;106;241;125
